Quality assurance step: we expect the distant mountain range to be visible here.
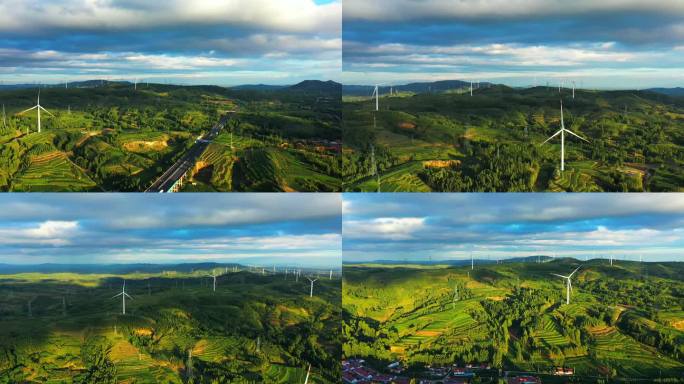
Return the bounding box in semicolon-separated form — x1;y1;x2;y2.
344;255;555;265
0;80;342;94
0;259;339;274
646;87;684;97
343;80;492;96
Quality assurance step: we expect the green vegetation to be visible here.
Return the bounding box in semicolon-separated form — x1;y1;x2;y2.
343;259;684;381
0;81;341;191
0;267;341;383
343;86;684;191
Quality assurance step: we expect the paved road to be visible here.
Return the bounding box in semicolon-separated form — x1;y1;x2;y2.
145;113;232;193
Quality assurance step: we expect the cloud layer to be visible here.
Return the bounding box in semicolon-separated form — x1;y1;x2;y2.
0;0;341;85
343;0;684;88
343;194;684;262
0;194;341;267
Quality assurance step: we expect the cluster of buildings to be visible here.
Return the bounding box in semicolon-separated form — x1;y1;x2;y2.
343;359;491;384
343;359;410;384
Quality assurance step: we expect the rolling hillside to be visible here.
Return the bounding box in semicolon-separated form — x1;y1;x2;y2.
343;259;684;381
343;85;684;192
0;267;341;383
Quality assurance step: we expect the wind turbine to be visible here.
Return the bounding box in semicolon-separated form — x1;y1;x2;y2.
572;81;576;99
371;84;382;111
470;81;473;96
112;281;133;315
329;269;333;280
18;90;54;133
307;277;318;297
551;266;581;305
542;100;589;172
206;270;218;292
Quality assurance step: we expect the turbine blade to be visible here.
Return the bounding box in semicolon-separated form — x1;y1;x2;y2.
541;129;562;145
18;105;38;115
569;265;582;277
111;293;123;299
39;106;55;117
124;293;133;299
564;128;589;143
550;273;568;279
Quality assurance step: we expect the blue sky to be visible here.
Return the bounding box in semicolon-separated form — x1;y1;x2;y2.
0;0;341;86
343;0;684;89
0;194;341;267
343;194;684;263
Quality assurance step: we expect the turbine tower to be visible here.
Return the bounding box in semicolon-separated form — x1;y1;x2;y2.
371;85;380;111
112;280;133;315
307;277;318;297
542;100;589;172
18;90;54;133
206;270;218;292
551;265;581;305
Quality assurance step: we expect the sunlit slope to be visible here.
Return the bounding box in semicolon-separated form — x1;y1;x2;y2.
343;87;684;192
343;259;684;379
0;82;342;191
0;270;341;383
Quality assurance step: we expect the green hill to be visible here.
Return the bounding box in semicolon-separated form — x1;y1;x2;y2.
343;259;684;381
0;82;341;191
342;86;684;192
0;268;341;383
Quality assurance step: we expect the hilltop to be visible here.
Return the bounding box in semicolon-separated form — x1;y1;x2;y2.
343;80;491;96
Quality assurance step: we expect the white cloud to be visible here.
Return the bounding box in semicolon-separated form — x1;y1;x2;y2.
344;217;426;240
0;0;341;34
0;220;79;246
344;0;684;22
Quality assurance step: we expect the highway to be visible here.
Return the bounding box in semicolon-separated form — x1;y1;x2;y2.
145;113;232;193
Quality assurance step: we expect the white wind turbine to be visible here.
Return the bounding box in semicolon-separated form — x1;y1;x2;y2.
18;90;54;133
551;265;581;305
572;81;576;99
112;280;133;315
542;100;589;172
206;270;218;292
307;277;318;297
371;84;385;111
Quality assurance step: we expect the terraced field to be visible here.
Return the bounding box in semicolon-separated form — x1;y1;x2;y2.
12;151;97;191
343;260;684;380
343;86;684;191
0;268;342;383
0;82;342;191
